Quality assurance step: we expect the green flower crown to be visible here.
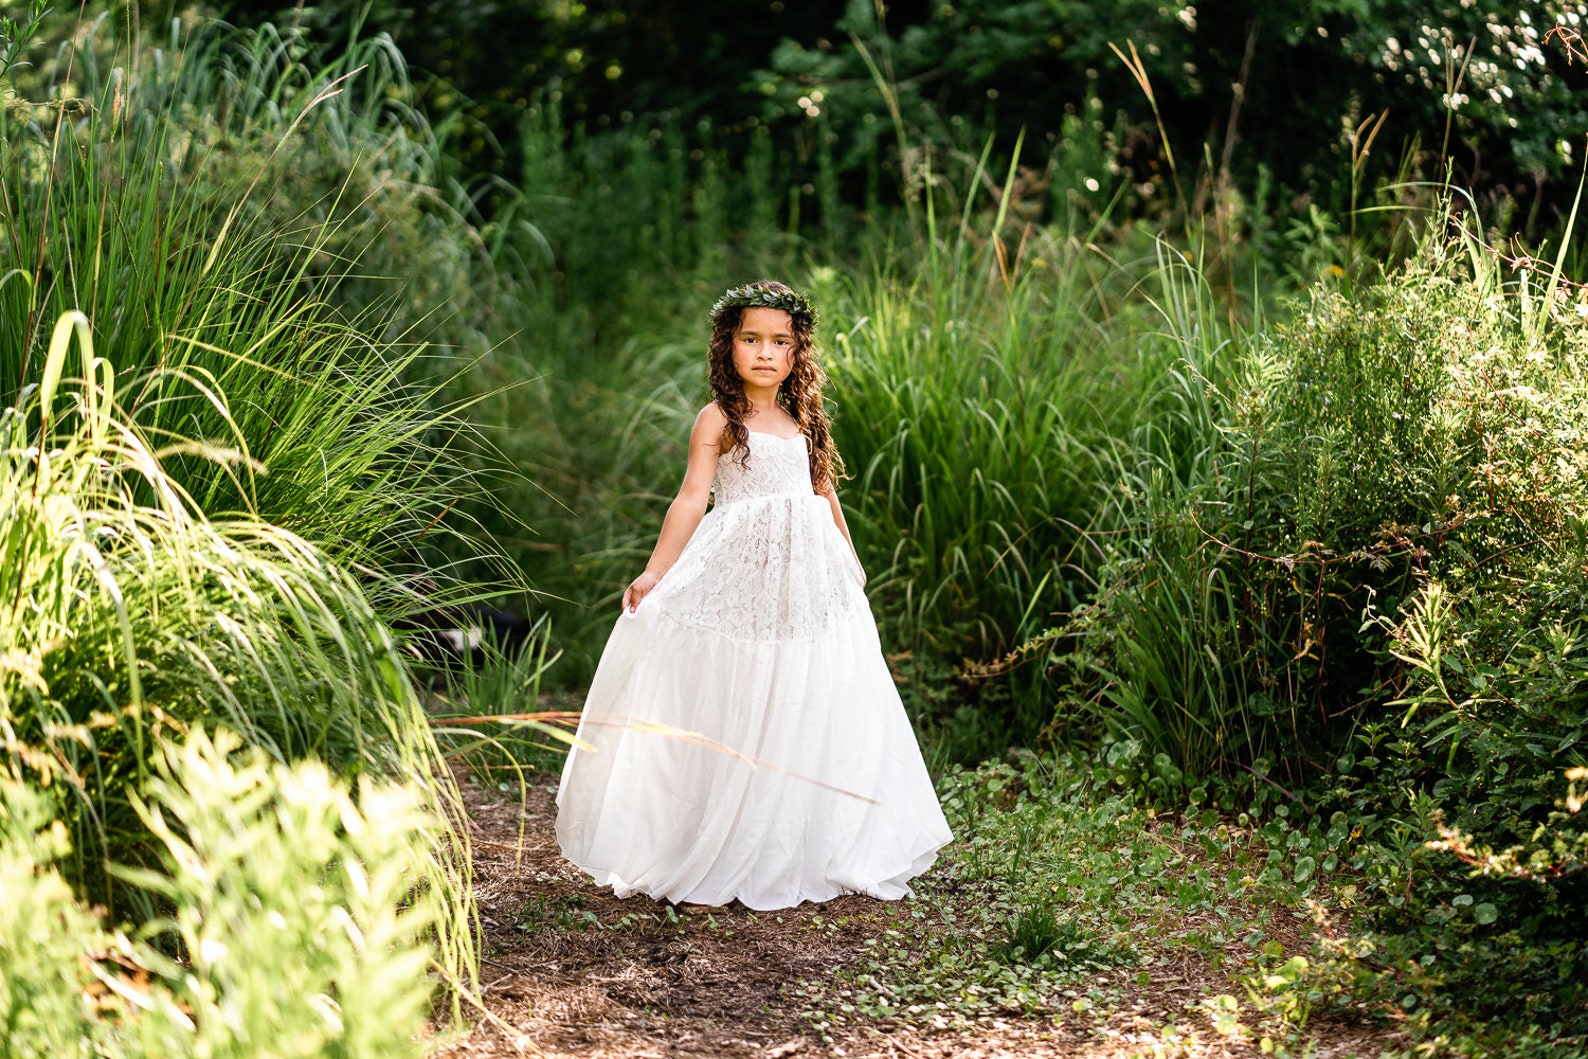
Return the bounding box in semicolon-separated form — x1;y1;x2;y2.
709;282;819;331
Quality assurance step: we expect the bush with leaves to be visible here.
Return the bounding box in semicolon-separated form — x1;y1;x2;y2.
0;729;448;1059
1036;209;1588;1040
758;0;1588;231
0;780;116;1059
1057;206;1588;775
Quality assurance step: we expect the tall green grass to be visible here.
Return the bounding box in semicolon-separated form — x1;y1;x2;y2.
809;147;1248;757
2;312;470;950
1039;243;1261;779
1;9;483;999
464;113;1274;766
1;10;493;579
427;616;577;790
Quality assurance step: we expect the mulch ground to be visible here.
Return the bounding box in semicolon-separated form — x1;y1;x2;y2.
431;774;1401;1059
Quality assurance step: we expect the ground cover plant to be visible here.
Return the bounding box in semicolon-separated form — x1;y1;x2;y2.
796;756;1366;1051
822;754;1584;1056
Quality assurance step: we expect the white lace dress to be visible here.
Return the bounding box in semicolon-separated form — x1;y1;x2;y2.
555;430;952;909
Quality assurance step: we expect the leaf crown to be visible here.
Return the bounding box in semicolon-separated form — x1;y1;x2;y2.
709;282;819;331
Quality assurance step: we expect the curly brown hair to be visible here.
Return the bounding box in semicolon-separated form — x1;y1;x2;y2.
706;280;844;493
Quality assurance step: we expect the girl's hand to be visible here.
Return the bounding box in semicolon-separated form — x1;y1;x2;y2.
623;571;661;612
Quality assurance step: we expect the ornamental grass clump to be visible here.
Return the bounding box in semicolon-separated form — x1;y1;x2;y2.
0;9;492;577
811;143;1177;757
0;313;471;971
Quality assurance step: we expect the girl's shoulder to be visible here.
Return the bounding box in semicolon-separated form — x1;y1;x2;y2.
695;401;730;431
691;402;730;446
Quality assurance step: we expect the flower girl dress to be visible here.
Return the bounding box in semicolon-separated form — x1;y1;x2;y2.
555;430;952;909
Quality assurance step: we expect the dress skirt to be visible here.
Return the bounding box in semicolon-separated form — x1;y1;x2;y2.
555;434;952;910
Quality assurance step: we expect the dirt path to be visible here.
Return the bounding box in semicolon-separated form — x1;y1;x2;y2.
432;775;1398;1059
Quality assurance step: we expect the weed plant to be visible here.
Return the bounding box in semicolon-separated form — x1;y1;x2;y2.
794;754;1358;1048
998;903;1088;964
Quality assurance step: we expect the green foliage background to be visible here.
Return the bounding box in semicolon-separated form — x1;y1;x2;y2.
221;0;1588;233
1;0;1586;1053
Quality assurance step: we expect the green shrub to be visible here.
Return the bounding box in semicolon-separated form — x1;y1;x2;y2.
1053;212;1588;783
1327;591;1588;1039
0;728;449;1059
1033;210;1588;1041
0;780;115;1059
122;728;445;1059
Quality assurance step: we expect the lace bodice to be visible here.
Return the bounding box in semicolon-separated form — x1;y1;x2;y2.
711;431;813;504
639;429;865;643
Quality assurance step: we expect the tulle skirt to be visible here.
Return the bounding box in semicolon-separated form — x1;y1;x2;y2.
555;497;951;910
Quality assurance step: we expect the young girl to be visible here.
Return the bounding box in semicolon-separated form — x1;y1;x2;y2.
555;280;951;910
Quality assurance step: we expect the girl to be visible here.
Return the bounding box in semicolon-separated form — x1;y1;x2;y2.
555;280;951;910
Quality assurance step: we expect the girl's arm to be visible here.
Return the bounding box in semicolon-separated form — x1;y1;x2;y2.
819;483;866;587
623;405;727;612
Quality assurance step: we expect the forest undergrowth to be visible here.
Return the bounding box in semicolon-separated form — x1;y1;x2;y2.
440;749;1425;1059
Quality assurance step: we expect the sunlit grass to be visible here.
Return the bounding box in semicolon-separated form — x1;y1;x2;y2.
1;730;452;1057
1;312;472;980
0;8;498;583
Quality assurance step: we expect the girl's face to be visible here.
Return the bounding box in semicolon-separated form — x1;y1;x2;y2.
730;307;797;395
